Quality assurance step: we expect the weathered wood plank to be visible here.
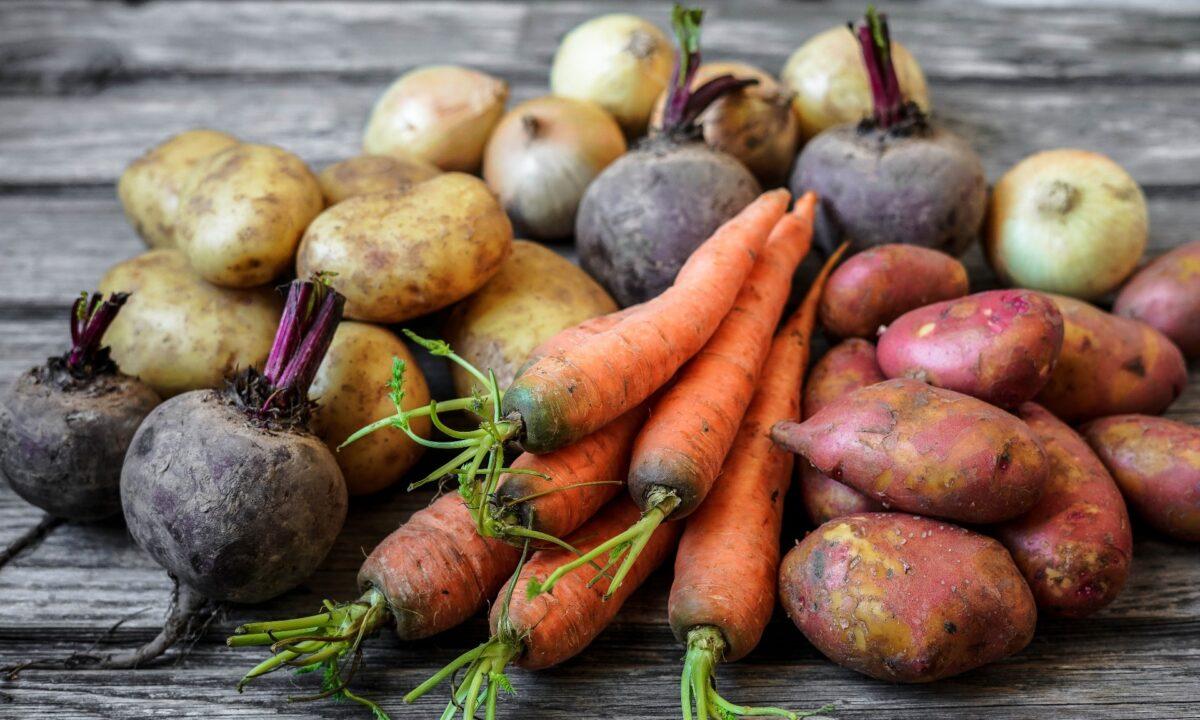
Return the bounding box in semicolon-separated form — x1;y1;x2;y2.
2;78;1199;189
2;0;1199;95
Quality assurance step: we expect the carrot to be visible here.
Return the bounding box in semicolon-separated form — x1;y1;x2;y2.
343;190;788;547
515;302;646;379
490;403;648;547
672;240;847;720
502;188;791;454
227;492;520;713
527;194;817;600
404;496;681;719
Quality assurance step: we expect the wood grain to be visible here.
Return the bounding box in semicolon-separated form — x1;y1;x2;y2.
1;1;1199;719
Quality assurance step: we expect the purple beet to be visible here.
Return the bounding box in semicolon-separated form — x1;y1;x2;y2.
121;277;348;605
0;293;159;527
789;8;985;257
576;6;761;307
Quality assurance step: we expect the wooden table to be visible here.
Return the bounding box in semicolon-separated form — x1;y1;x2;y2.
1;1;1198;718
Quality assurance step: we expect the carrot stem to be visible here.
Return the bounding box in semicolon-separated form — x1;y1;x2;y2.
526;487;681;599
683;626;830;720
228;588;389;692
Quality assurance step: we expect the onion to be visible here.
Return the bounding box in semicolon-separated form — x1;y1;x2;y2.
483;96;626;241
649;60;799;187
781;25;929;140
986;149;1148;300
363;65;507;173
550;14;674;137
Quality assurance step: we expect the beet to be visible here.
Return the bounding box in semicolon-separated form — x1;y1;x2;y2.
0;293;159;526
576;6;761;307
789;9;985;256
120;277;348;604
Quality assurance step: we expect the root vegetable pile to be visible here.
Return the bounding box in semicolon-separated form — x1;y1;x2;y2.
5;3;1197;719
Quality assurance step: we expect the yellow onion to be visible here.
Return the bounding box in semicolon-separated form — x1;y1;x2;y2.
483;97;626;241
986;149;1147;300
649;61;799;187
550;14;673;137
781;25;929;140
363;65;507;173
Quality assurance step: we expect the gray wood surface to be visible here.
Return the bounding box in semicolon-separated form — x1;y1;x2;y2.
0;1;1198;719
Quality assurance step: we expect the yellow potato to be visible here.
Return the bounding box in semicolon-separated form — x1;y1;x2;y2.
317;153;441;205
117;129;240;249
309;322;430;495
363;65;508;173
781;26;929;139
444;240;617;396
176;143;324;288
297;173;513;323
98;250;282;398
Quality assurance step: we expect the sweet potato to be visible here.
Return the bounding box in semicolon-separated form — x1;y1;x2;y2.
1083;414;1200;542
778;512;1037;683
800;338;883;525
877;289;1064;407
1113;241;1200;359
997;403;1132;617
772;378;1047;524
1036;295;1187;423
819;244;969;339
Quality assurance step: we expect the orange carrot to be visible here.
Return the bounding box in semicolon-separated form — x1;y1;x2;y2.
516;303;646;378
527;194;817;601
227;492;520;710
671;241;847;720
490;404;648;546
404;496;681;719
503;189;790;454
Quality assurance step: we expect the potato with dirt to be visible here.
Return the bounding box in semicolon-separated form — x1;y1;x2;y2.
800;339;884;525
176;143;324;288
296;173;513;323
877;289;1064;407
1113;241;1200;360
819;244;969;339
443;240;617;396
317;154;440;205
1083;414;1200;542
778;513;1037;683
772;378;1047;524
1036;295;1187;423
998;403;1132;617
98;250;282;398
309;322;431;496
118;129;240;249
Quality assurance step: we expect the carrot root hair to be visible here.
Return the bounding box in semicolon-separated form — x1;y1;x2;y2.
227;588;391;716
682;626;834;720
526;487;681;600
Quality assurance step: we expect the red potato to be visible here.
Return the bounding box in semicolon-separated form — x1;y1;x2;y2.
800;338;883;525
779;513;1037;683
1083;415;1200;542
997;403;1132;617
877;289;1064;407
819;244;969;339
772;378;1048;524
1113;241;1200;359
1036;295;1187;423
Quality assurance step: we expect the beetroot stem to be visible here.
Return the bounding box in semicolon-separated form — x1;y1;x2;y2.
272;289;345;403
65;291;128;374
854;6;905;128
661;5;705;130
263;280;315;385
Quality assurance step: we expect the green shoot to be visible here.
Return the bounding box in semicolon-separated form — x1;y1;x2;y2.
682;626;834;720
525;488;681;600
